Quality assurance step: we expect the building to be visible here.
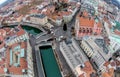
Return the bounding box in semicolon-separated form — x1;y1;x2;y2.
115;11;120;22
75;10;102;39
5;27;29;46
105;3;118;15
81;36;111;72
0;26;34;77
101;55;120;77
48;12;63;26
40;1;80;25
60;38;95;77
30;14;48;25
62;1;80;23
83;0;100;10
0;29;6;37
103;20;120;53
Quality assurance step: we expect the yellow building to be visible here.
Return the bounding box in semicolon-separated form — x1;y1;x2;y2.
30;14;48;25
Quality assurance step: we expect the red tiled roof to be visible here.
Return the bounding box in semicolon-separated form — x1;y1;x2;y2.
79;73;85;77
102;68;114;77
116;60;120;66
110;62;116;66
16;28;25;36
11;43;19;49
79;17;94;27
0;26;28;75
83;10;88;17
48;12;63;20
0;68;4;74
69;1;77;5
82;61;95;77
78;11;102;28
60;11;72;16
0;29;6;37
59;0;68;3
6;42;27;75
3;28;11;32
114;29;120;35
96;22;102;28
0;36;5;49
102;72;111;77
15;5;24;11
29;9;39;14
104;61;110;67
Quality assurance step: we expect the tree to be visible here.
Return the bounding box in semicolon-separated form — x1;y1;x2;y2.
63;23;67;31
0;41;2;44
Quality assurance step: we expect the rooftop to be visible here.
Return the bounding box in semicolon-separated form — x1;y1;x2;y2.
102;68;114;77
94;39;109;54
78;10;102;28
60;39;95;77
0;26;29;75
31;14;46;19
40;1;77;21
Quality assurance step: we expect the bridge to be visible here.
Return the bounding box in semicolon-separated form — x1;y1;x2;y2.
36;32;48;39
39;42;52;47
36;33;53;44
8;22;46;32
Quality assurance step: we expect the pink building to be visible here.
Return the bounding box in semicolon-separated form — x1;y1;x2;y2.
75;10;102;38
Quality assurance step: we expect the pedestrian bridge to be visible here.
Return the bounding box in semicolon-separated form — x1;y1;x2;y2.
9;22;45;32
36;33;53;44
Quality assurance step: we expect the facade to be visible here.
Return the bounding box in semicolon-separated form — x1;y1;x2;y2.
26;39;34;77
60;38;95;77
103;22;111;36
63;12;72;23
75;10;102;39
109;36;120;52
0;26;34;77
30;14;48;25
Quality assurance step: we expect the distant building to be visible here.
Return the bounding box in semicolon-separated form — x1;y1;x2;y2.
30;14;48;25
109;36;120;52
83;0;100;9
75;10;102;39
105;3;118;15
40;1;79;25
60;38;95;77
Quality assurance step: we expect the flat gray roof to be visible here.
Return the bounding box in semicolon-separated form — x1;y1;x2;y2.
31;14;46;19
